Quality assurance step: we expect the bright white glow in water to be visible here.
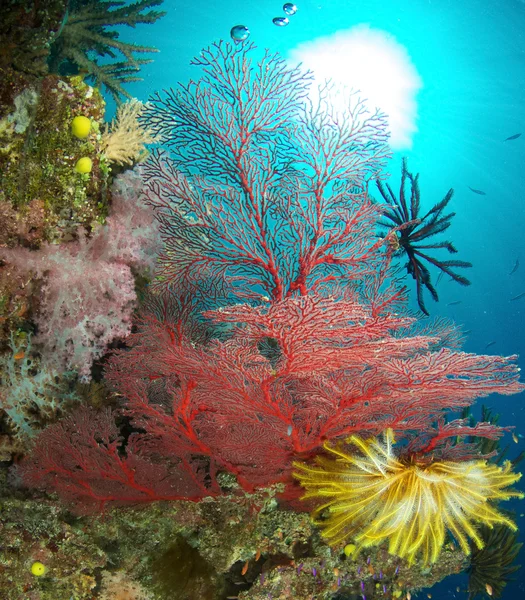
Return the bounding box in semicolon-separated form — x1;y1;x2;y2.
288;25;423;150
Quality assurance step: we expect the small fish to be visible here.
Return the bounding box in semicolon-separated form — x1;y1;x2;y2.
509;259;520;275
485;583;493;596
468;186;487;195
504;133;521;141
447;300;462;306
14;351;25;360
16;302;28;317
463;329;472;335
241;560;249;576
485;341;496;349
513;433;519;444
255;549;261;561
510;291;525;301
436;271;444;286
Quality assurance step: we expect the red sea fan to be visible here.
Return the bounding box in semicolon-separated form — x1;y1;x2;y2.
141;41;391;302
21;292;523;512
115;294;522;462
20;42;524;512
20;406;221;514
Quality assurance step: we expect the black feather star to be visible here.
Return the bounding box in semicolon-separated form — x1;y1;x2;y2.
376;158;472;315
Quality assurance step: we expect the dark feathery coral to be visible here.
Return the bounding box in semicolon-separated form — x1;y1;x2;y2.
376;158;472;315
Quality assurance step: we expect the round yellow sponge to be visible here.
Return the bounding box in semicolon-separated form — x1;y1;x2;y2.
71;115;91;139
31;561;47;576
75;157;93;174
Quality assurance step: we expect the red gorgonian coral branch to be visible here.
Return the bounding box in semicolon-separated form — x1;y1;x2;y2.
141;41;391;301
22;291;523;512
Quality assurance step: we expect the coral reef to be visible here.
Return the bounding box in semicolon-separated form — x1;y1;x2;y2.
0;74;108;245
0;28;522;600
0;476;468;600
19;46;524;555
20;292;523;511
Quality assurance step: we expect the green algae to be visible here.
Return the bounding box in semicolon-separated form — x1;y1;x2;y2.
150;537;223;600
0;74;109;245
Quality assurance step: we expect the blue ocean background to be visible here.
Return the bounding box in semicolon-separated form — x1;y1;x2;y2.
109;0;525;596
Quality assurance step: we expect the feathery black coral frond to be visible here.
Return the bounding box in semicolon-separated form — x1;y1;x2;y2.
376;158;472;315
48;0;166;102
468;523;522;599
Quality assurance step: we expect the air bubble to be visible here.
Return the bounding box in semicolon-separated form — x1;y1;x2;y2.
283;3;297;15
272;16;289;27
230;25;250;42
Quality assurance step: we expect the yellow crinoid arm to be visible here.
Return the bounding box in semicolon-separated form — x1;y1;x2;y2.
292;431;524;566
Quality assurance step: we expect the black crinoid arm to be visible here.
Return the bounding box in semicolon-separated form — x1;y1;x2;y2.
376;158;472;315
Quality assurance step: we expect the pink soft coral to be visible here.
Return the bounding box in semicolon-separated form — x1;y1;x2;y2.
92;168;161;274
0;169;159;381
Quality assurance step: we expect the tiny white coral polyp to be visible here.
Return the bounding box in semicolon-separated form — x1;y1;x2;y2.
293;430;524;565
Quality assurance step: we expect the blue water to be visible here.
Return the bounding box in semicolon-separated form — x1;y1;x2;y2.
113;0;525;596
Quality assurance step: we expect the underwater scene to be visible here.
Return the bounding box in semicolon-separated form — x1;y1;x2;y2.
1;0;525;599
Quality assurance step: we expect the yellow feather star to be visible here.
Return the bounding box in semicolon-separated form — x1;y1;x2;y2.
293;430;524;565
